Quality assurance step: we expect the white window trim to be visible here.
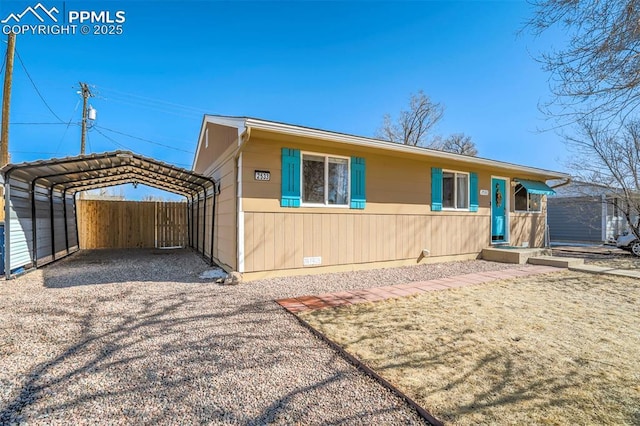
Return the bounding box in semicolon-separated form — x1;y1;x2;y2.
514;184;543;213
442;170;470;211
300;151;351;208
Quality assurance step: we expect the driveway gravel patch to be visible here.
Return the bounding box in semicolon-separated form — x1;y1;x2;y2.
0;249;520;425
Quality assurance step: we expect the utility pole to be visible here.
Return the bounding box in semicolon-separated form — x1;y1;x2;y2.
1;32;16;167
79;82;93;155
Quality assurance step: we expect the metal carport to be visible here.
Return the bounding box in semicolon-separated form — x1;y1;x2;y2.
1;151;217;278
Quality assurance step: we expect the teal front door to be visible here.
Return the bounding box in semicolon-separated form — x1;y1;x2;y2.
491;178;507;243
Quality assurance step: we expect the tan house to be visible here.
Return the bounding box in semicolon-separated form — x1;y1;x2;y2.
193;115;569;280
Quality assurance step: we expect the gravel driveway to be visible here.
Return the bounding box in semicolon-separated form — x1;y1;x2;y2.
0;249;520;425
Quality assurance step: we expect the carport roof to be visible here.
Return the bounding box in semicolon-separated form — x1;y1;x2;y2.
1;150;215;197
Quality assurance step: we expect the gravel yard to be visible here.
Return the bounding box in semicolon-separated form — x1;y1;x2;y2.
0;249;521;425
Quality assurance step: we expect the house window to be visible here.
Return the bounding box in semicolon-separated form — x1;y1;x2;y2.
514;184;542;212
442;171;469;209
302;153;349;206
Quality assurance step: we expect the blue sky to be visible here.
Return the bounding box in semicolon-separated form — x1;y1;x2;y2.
0;1;566;200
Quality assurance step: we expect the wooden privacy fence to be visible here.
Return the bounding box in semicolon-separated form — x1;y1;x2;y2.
77;200;188;249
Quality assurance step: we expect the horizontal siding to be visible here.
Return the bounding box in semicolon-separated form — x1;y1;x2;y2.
243;212;490;273
210;156;236;270
510;199;548;247
237;135;553;274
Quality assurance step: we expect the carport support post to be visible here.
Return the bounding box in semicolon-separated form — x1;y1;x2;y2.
62;188;69;254
73;194;79;249
202;188;207;259
210;184;216;265
195;192;200;253
186;195;191;248
49;187;55;261
192;197;196;249
30;180;37;268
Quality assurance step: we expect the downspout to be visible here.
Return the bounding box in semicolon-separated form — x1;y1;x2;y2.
550;177;571;189
235;126;250;274
544;198;550;248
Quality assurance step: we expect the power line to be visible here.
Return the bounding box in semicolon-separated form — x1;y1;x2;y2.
93;126;134;151
11;122;74;125
87;128;92;153
93;127;191;168
94;125;194;153
94;86;206;120
171;161;192;168
55;99;81;156
95;85;207;114
15;49;65;123
11;150;62;155
96;94;202;120
0;51;5;78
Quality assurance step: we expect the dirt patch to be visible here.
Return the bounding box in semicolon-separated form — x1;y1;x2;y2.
300;271;640;425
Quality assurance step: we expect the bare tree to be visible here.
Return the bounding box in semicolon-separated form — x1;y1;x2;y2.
528;1;640;245
566;119;640;240
527;0;640;125
376;90;444;147
438;133;478;156
142;194;167;202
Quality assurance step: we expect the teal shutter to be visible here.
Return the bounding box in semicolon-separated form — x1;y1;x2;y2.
469;172;478;212
431;167;442;211
350;157;366;209
281;148;301;207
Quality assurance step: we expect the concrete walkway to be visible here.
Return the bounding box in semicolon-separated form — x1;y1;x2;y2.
277;264;560;313
570;264;640;279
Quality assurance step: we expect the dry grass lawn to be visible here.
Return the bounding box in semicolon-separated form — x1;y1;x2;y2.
300;271;640;425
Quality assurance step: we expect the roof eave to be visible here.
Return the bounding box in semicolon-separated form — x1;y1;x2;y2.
243;118;568;180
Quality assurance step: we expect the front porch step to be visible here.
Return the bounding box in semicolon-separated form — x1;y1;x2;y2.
481;247;551;264
527;255;584;268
